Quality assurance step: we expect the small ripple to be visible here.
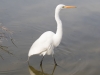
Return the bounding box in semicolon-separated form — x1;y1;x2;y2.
0;62;28;74
54;42;90;75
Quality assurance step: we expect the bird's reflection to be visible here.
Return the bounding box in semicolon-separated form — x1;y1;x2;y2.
28;63;57;75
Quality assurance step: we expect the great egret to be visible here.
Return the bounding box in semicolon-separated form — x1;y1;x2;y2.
28;4;76;66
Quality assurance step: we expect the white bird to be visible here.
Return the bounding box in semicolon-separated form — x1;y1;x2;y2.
28;4;76;66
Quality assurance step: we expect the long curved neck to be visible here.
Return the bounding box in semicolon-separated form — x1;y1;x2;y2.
55;8;62;35
54;8;63;46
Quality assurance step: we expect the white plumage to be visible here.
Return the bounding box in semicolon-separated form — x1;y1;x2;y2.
29;31;55;56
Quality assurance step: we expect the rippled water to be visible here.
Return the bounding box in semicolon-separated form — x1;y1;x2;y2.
0;0;100;75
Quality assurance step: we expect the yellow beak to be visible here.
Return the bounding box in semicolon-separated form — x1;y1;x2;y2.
64;6;76;8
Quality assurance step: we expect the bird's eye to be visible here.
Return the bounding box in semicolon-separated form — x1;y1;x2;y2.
62;6;65;8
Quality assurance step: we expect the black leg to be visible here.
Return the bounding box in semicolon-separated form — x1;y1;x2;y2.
53;56;58;66
52;64;57;75
40;56;44;66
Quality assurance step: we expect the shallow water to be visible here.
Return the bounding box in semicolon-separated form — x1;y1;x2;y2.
0;0;100;75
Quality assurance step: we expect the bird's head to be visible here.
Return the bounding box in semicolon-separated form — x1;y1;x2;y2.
56;4;76;10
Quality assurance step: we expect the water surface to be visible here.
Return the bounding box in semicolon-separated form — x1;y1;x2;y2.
0;0;100;75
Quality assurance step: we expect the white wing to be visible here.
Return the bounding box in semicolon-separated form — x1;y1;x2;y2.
28;31;55;56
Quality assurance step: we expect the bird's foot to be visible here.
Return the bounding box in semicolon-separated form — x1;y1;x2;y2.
54;58;58;66
54;62;58;66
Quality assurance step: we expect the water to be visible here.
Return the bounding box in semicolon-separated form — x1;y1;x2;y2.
0;0;100;75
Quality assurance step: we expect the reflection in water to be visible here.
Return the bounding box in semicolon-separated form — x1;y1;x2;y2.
28;63;57;75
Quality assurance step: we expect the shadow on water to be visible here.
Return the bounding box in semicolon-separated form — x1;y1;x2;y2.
28;63;57;75
28;59;86;75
